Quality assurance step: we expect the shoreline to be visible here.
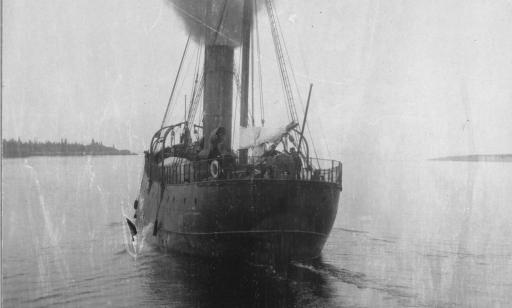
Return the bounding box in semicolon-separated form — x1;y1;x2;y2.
429;154;512;162
2;153;139;159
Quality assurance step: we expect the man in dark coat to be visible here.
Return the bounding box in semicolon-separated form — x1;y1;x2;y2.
289;147;302;179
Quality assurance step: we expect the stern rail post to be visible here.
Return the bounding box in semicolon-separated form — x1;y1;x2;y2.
331;160;334;183
340;162;343;186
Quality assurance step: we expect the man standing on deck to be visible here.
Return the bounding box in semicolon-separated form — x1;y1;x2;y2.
289;147;302;179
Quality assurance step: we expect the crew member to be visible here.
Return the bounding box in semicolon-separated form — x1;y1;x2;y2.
208;127;225;158
290;147;302;179
262;144;279;158
198;126;226;159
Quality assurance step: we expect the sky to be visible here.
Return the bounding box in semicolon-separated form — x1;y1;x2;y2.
2;0;512;161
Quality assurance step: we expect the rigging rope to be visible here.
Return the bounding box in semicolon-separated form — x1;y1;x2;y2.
254;0;265;126
161;35;191;128
187;42;204;125
233;67;243;145
187;76;204;125
265;0;298;123
275;12;323;163
264;0;323;164
236;44;246;137
188;42;202;115
251;19;255;127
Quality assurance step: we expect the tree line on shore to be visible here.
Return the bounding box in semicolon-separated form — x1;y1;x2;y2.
2;138;134;158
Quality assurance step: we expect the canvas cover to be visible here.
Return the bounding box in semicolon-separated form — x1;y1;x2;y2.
239;122;297;149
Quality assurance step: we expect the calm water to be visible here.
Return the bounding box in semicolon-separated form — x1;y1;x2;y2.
2;156;512;307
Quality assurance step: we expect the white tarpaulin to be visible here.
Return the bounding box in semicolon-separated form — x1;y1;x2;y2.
239;122;298;149
239;126;262;149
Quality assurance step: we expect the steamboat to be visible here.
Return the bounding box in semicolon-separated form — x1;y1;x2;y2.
127;0;342;263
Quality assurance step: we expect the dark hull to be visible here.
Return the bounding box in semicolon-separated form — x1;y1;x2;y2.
157;229;328;263
136;172;341;262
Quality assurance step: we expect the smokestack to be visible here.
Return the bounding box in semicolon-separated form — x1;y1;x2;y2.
203;45;234;150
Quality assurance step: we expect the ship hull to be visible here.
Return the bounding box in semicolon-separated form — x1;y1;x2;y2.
136;170;341;263
156;229;328;263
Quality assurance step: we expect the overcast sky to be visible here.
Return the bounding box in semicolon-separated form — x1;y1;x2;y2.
3;0;512;160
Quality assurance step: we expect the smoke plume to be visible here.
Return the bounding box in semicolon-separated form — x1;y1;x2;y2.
167;0;261;46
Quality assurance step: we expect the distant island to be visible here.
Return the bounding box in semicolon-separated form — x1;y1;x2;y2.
430;154;512;162
2;138;136;158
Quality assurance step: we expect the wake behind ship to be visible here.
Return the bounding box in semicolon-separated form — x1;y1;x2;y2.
128;0;342;264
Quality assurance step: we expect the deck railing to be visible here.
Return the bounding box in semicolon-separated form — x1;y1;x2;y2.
148;155;342;187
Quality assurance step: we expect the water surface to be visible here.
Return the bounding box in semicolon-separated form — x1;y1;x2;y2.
2;156;511;307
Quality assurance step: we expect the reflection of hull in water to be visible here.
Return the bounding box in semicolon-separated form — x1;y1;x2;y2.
135;161;340;262
143;252;335;307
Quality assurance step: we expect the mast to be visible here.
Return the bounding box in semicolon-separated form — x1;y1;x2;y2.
239;0;253;164
298;84;313;153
